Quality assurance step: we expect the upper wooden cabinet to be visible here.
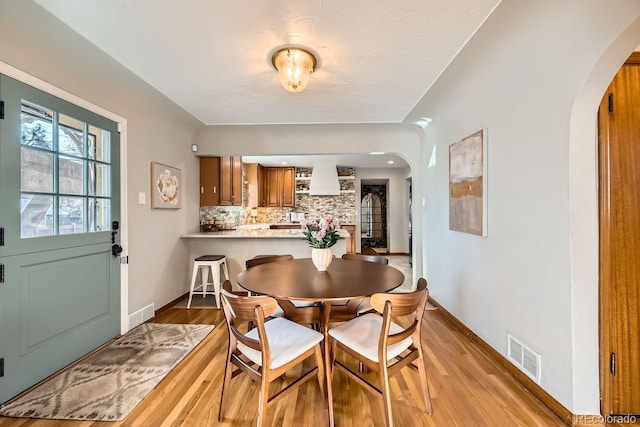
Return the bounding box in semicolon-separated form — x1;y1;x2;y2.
258;165;267;206
265;167;295;207
246;163;266;207
219;156;242;206
200;156;242;206
199;157;220;206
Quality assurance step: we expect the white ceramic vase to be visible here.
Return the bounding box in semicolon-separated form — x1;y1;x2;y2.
311;248;333;271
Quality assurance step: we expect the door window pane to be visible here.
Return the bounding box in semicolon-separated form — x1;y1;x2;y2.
59;196;85;235
21;102;53;150
21;194;54;237
21;147;54;192
89;198;110;232
58;114;84;157
88;125;110;162
59;156;85;195
88;162;110;197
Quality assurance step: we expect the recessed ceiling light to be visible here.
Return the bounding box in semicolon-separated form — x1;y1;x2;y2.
387;160;395;164
281;161;288;165
369;152;385;155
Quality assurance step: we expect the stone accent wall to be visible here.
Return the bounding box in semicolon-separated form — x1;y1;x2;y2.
199;205;247;229
295;193;356;224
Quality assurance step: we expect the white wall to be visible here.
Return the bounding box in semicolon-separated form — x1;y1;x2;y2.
356;167;411;255
405;0;640;413
0;1;204;315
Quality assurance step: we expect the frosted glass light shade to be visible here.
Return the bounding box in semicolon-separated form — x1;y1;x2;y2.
271;47;317;93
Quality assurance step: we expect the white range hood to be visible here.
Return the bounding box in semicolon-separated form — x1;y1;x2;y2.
309;162;341;196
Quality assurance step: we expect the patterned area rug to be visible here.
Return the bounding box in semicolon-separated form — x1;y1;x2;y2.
0;323;214;421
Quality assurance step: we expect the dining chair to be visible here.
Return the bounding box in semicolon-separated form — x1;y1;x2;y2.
245;254;321;327
218;282;327;427
245;254;295;268
329;253;389;322
328;278;432;427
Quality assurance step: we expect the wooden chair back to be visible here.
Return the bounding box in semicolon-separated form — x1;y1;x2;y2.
341;253;389;265
220;282;279;353
245;254;294;269
330;253;390;321
370;278;428;347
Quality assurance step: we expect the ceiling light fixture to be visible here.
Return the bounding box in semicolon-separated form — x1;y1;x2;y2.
271;47;317;93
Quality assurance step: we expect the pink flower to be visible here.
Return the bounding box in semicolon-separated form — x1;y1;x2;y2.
312;229;326;240
300;216;344;248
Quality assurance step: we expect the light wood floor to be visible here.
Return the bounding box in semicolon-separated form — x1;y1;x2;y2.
0;304;569;427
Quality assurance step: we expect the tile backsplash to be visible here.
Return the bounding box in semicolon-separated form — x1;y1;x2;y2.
199;193;356;226
199;166;356;226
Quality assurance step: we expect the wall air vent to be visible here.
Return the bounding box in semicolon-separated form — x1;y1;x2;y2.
507;333;541;384
128;303;155;329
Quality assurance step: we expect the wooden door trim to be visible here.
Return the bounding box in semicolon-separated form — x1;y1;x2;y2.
598;85;613;414
598;60;640;415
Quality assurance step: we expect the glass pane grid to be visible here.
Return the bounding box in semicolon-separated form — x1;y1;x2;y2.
20;100;113;238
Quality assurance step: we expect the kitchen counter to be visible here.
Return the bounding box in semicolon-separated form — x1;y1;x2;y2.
181;229;349;239
180;228;348;291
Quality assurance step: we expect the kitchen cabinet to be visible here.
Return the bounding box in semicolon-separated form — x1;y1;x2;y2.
246;163;266;207
341;224;356;254
199;156;220;206
220;156;242;206
265;167;295;207
258;165;267;206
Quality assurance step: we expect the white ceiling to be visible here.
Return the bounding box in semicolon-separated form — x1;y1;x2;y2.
34;0;500;127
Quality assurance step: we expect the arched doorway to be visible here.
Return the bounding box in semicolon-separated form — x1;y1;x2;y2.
568;17;640;416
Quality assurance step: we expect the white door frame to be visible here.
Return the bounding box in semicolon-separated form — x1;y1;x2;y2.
0;61;130;335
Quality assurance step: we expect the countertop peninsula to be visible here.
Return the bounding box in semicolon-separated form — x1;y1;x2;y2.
180;225;349;290
181;225;349;239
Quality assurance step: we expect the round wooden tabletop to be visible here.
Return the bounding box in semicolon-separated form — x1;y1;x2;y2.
236;257;404;301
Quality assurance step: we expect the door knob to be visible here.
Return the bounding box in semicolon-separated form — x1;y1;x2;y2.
112;244;123;257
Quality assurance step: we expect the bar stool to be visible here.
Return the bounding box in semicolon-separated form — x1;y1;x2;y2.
188;255;229;309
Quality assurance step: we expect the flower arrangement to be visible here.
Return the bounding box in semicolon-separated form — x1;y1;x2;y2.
301;216;344;248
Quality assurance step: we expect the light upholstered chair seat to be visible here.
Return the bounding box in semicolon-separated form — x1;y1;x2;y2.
329;313;412;363
239;317;323;368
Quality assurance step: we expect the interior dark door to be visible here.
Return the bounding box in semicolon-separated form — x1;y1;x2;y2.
0;75;121;403
598;55;640;415
361;183;388;251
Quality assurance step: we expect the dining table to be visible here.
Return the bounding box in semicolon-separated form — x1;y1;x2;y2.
236;257;405;427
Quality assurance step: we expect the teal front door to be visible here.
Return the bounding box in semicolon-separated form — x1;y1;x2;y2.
0;75;121;404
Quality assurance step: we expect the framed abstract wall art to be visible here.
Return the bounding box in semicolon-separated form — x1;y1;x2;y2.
151;162;181;209
449;129;487;236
